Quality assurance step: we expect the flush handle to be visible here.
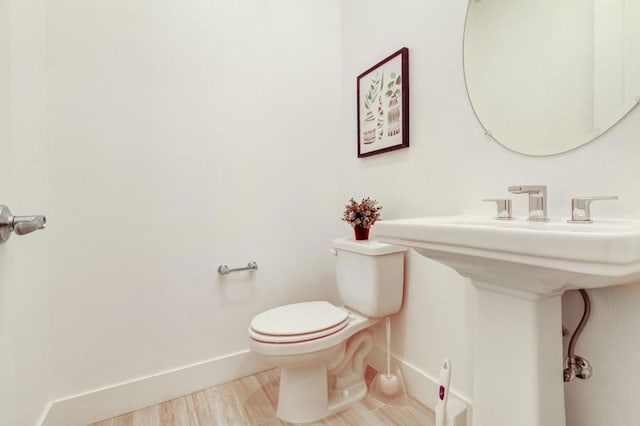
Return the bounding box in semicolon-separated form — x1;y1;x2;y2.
567;196;618;223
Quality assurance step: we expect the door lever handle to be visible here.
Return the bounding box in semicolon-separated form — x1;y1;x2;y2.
0;205;47;243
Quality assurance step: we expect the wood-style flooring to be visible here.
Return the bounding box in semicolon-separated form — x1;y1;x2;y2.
92;367;435;425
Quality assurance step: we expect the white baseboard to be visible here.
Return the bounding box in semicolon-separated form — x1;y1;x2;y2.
368;345;473;418
39;346;472;426
40;350;270;426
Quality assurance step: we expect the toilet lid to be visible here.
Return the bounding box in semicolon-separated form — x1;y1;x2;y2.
250;301;349;343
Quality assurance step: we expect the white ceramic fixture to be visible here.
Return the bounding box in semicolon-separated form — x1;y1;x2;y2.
375;216;640;426
248;239;406;424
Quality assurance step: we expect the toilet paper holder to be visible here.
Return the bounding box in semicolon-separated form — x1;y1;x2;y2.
0;204;47;244
218;261;258;275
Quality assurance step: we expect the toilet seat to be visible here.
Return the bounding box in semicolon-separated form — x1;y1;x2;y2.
249;301;349;344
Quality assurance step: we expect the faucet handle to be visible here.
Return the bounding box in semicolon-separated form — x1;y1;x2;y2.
567;196;618;223
483;199;513;220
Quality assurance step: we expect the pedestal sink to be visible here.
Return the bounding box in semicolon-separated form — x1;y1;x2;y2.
375;216;640;426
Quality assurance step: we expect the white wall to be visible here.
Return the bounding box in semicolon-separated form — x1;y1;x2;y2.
42;0;343;419
0;1;12;423
0;1;51;425
6;1;640;424
342;1;640;425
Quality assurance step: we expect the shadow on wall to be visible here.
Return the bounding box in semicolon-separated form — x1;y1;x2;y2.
562;281;640;425
0;244;14;426
380;249;476;402
216;272;258;306
0;244;5;334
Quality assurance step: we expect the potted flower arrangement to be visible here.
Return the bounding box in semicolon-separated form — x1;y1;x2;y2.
341;197;383;240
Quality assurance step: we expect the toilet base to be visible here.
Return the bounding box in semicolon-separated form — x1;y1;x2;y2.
277;363;330;423
273;330;374;424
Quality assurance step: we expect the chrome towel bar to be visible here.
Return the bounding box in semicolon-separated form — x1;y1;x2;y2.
218;261;258;275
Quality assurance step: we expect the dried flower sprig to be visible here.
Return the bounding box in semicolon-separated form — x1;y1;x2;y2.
341;197;383;229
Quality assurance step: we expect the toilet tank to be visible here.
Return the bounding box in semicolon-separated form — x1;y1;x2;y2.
332;238;407;317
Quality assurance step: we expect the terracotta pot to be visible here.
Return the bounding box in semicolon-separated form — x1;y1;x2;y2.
354;226;370;241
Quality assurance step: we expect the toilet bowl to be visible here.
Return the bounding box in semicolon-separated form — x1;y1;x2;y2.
250;302;378;423
248;239;406;424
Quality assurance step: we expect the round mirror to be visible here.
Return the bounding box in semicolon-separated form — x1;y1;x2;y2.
463;0;640;156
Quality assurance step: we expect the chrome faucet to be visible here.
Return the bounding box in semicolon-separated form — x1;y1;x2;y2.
508;185;549;222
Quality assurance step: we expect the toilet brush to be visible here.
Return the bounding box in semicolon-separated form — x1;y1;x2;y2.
377;316;402;397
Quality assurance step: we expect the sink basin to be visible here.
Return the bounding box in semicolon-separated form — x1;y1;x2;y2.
375;215;640;426
375;216;640;294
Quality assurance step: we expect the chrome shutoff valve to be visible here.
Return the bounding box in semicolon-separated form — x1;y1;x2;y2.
564;355;593;382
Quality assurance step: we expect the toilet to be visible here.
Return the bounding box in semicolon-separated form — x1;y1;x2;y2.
248;238;406;424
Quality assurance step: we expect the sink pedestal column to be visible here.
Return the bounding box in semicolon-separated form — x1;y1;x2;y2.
473;282;566;426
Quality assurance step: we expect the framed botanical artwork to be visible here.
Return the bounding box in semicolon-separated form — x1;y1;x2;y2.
357;47;409;158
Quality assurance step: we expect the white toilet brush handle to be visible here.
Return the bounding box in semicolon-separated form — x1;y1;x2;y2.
386;316;391;376
435;359;451;426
